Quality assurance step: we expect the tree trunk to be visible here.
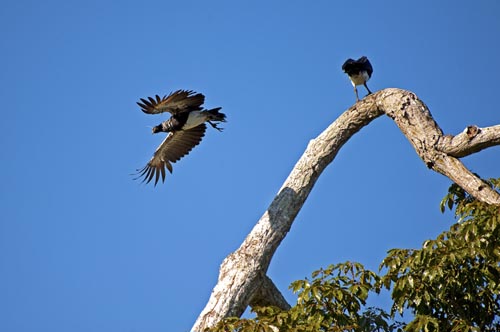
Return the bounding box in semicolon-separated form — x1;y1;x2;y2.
192;88;500;331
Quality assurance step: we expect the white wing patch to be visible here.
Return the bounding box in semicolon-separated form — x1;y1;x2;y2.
183;111;207;130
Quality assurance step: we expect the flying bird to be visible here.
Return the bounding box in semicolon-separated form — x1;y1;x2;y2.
342;56;373;101
135;89;226;185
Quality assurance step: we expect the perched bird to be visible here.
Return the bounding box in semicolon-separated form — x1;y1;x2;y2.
135;89;226;185
342;56;373;101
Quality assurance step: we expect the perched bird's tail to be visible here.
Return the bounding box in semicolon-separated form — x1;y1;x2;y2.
204;107;226;131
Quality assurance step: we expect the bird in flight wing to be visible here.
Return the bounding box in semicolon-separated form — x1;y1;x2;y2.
135;89;226;186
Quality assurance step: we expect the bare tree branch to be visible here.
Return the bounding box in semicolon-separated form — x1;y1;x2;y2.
437;124;500;157
249;274;291;311
380;89;500;204
192;88;500;331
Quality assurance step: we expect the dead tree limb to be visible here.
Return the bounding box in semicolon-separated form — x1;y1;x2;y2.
192;88;500;331
437;124;500;157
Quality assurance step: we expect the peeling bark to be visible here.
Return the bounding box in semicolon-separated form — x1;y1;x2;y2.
192;88;500;331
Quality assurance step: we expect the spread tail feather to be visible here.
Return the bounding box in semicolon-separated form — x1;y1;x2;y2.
204;107;226;131
205;107;226;122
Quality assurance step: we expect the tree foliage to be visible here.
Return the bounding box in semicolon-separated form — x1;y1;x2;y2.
209;179;500;332
211;262;403;332
380;177;500;332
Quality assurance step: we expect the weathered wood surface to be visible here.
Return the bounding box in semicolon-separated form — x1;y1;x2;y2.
192;88;500;331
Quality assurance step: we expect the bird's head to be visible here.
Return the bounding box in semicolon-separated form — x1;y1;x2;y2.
152;125;163;134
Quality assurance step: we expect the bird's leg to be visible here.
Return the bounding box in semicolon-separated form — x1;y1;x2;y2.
364;82;372;95
354;86;360;102
208;121;224;132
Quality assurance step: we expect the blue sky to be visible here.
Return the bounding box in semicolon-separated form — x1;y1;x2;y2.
1;1;499;331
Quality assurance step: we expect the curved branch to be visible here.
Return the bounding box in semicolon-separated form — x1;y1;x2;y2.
379;89;500;204
192;88;500;331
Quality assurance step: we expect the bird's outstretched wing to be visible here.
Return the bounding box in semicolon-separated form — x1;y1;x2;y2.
137;89;205;115
135;124;207;185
